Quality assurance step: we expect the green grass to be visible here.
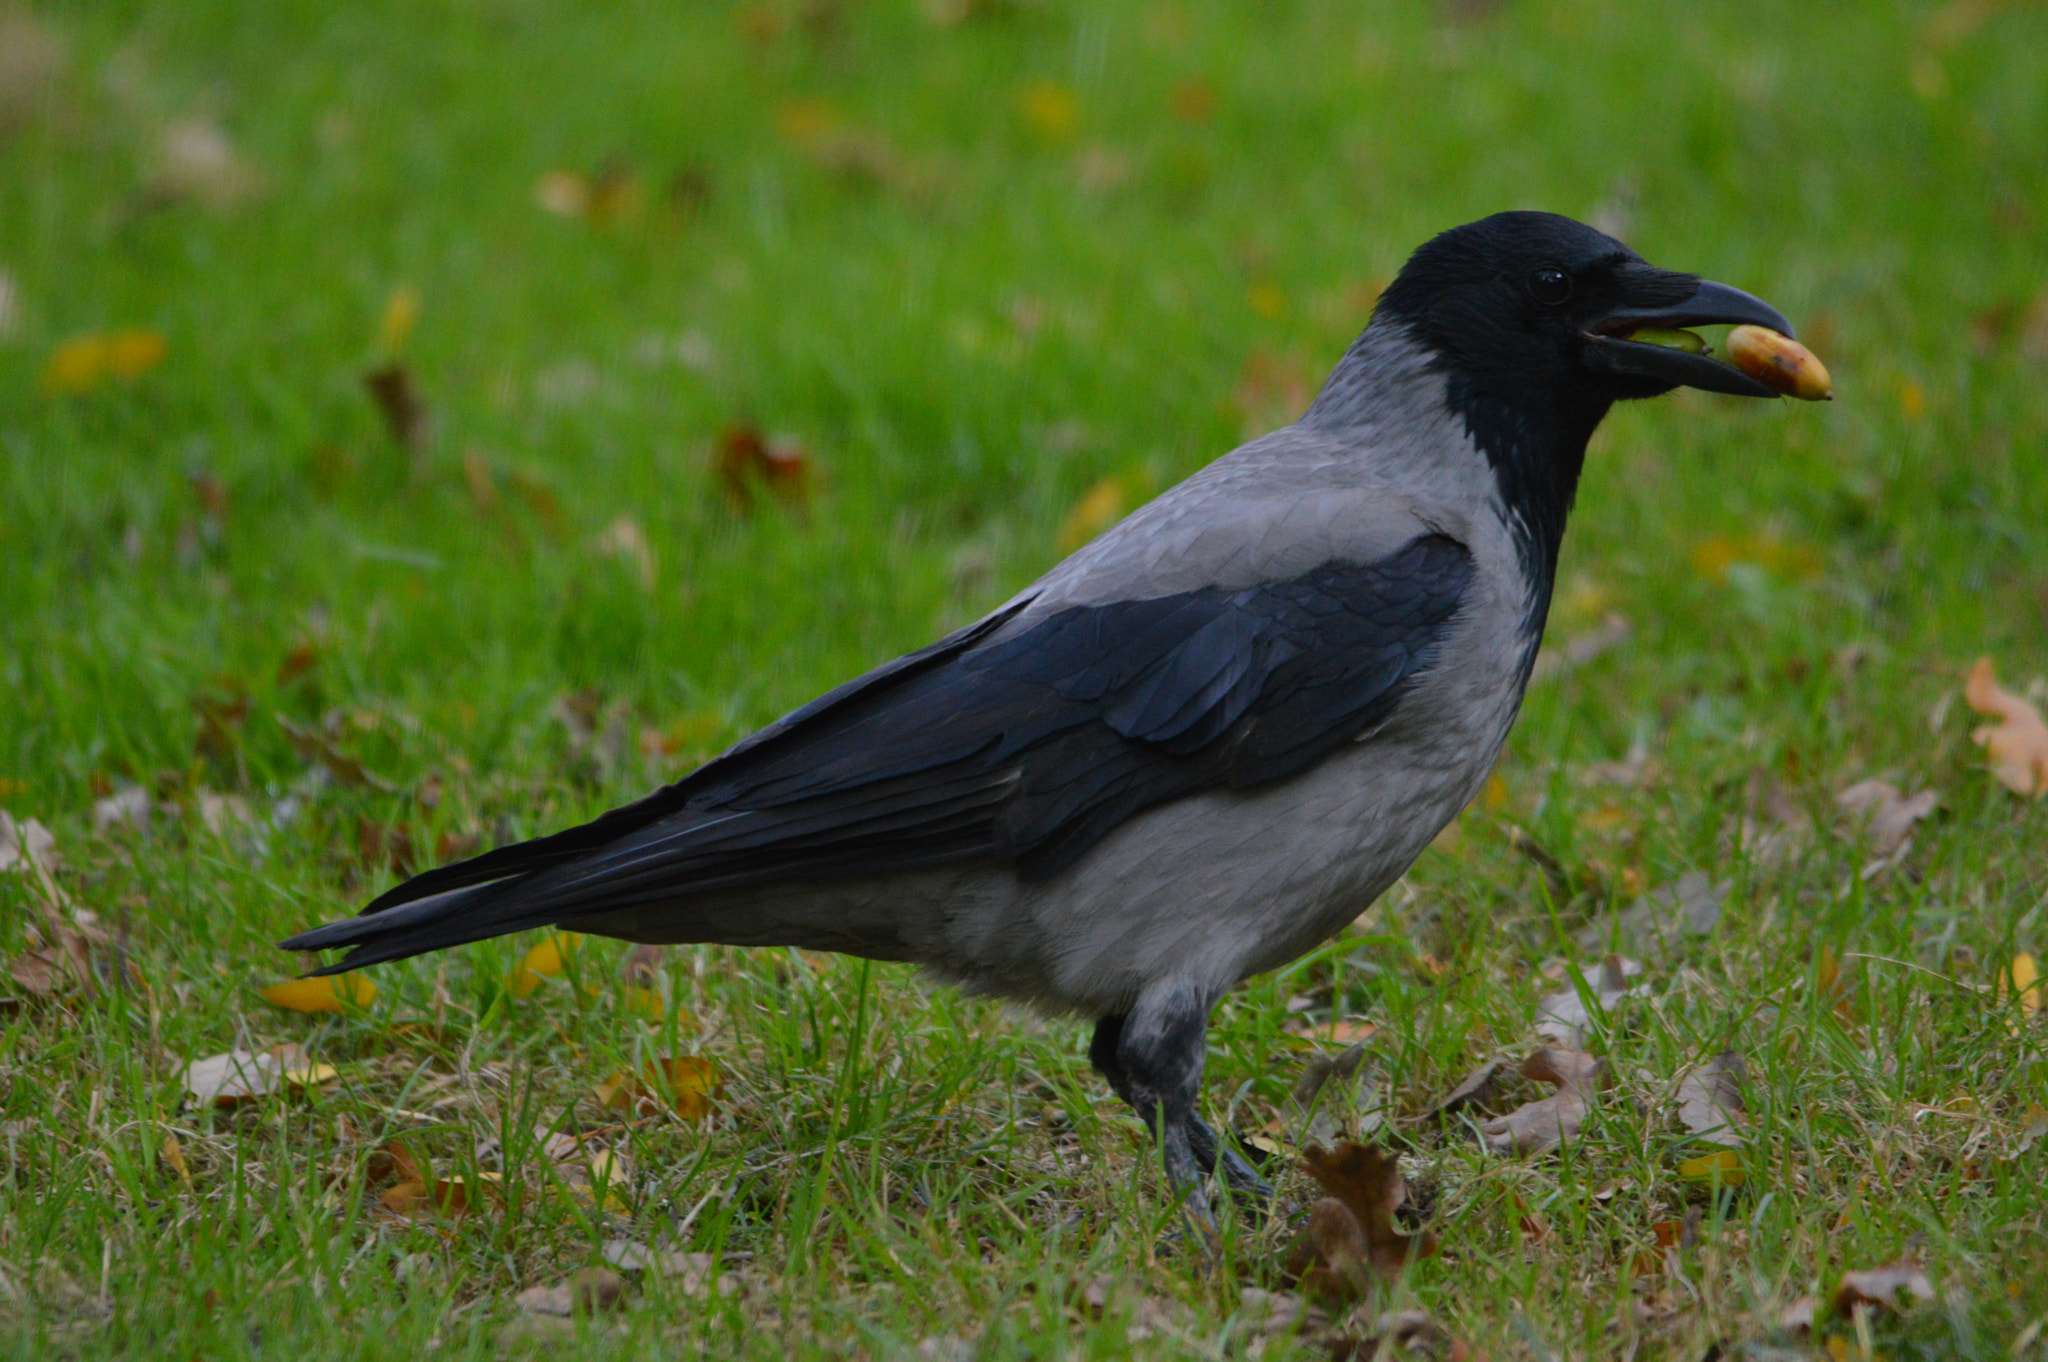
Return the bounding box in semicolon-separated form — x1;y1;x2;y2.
3;0;2047;1356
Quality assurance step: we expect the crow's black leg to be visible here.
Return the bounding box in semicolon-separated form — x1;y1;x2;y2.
1187;1113;1274;1203
1089;987;1220;1228
1092;1012;1272;1204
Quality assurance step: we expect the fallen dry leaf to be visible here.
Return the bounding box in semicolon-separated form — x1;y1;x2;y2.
596;516;656;588
1018;80;1080;140
1833;1260;1934;1317
40;330;167;395
1056;476;1126;554
1835;779;1939;859
508;932;582;999
159;1134;195;1193
1282;1043;1381;1148
9;949;58;999
1425;1056;1513;1122
356;819;416;877
0;811;64;904
183;1043;316;1110
377;284;419;353
380;1171;503;1220
1478;1047;1604;1156
515;1267;630;1318
1577;871;1724;955
2002;953;2040;1028
600;1243;741;1297
1675;1050;1747;1147
1284;1016;1379;1046
714;426;809;512
276;714;393;791
1963;656;2048;797
594;1055;720;1120
1235;1287;1331;1338
363;363;430;450
1286;1142;1437;1302
1534;955;1645;1047
260;973;376;1013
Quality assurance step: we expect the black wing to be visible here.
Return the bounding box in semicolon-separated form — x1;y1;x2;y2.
285;534;1472;967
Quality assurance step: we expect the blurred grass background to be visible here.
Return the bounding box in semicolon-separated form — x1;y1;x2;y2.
3;1;2047;1357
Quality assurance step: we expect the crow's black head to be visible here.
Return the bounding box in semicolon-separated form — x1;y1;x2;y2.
1362;211;1797;626
1375;210;1794;412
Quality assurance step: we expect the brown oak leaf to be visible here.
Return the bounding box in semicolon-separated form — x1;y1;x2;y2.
1478;1047;1604;1155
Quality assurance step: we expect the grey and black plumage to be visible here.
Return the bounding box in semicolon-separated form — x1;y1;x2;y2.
284;212;1797;1218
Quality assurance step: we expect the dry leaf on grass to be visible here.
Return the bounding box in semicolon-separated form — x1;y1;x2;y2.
595;516;656;589
1478;1047;1604;1156
40;330;167;395
2000;953;2040;1031
363;363;430;450
1576;871;1724;955
0;811;65;904
594;1055;720;1120
508;932;581;999
1675;1050;1747;1147
182;1043;336;1109
1833;1260;1934;1317
371;1140;506;1220
1285;1143;1437;1302
1835;779;1939;859
1533;955;1645;1047
600;1243;740;1297
1284;1016;1379;1046
1424;1056;1513;1122
260;973;376;1013
1963;656;2048;797
1280;1043;1382;1147
1673;1050;1748;1184
714;426;810;512
1056;477;1127;554
514;1267;628;1317
159;1135;195;1193
276;714;394;791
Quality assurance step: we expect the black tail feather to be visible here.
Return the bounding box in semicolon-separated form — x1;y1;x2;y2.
278;881;564;974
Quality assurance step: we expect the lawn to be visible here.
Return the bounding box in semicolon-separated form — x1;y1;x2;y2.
3;0;2047;1357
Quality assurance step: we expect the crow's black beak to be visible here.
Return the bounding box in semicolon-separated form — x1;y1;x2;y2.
1583;276;1797;398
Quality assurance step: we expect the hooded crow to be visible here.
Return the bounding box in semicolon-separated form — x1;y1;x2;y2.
284;211;1797;1220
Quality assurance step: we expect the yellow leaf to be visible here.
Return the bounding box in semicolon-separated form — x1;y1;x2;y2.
594;1055;721;1120
1056;477;1126;554
41;336;109;394
623;986;665;1020
160;1135;194;1192
773;98;843;147
1246;281;1286;320
2005;953;2040;1023
1691;533;1823;584
42;330;167;394
1018;81;1080;140
261;973;377;1013
378;285;419;352
508;932;582;999
105;330;166;379
1677;1149;1745;1185
1899;378;1927;419
1963;657;2048;798
279;1062;341;1091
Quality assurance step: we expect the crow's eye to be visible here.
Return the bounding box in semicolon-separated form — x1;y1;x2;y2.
1528;267;1573;306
